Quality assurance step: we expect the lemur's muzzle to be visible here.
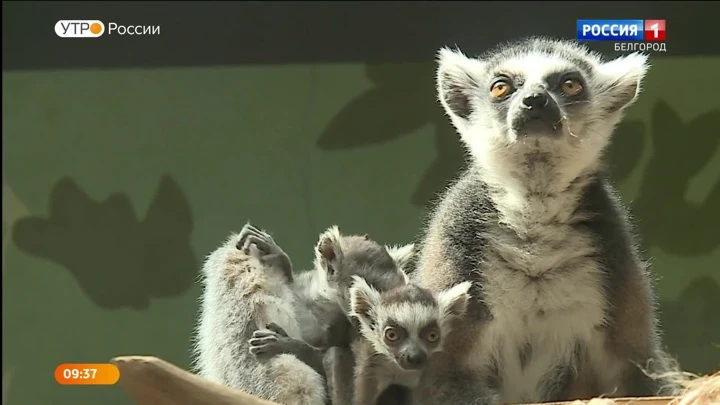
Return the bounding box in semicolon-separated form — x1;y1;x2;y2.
398;346;428;370
513;88;563;137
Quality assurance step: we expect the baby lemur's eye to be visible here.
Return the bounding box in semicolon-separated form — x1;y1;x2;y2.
383;326;405;343
424;329;440;343
490;79;512;98
561;79;583;96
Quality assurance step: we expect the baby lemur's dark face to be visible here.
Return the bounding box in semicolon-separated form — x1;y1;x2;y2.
350;280;472;371
436;37;648;163
331;238;406;300
313;226;413;311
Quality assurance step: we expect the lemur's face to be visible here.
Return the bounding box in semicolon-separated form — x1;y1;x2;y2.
488;55;590;140
350;280;472;371
376;317;441;370
361;285;445;370
436;37;648;159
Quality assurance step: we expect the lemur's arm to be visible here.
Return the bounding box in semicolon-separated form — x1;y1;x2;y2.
249;323;326;379
351;352;380;405
323;346;355;405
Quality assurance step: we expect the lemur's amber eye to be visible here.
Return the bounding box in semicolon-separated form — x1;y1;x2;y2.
384;327;398;341
561;79;583;96
425;330;440;343
383;327;400;342
490;81;511;98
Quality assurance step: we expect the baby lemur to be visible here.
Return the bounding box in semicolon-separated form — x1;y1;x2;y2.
195;223;414;404
412;37;679;404
348;276;472;405
247;226;417;405
247;225;414;361
252;227;470;405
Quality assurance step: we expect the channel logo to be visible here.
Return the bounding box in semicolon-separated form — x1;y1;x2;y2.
55;20;105;38
576;19;666;42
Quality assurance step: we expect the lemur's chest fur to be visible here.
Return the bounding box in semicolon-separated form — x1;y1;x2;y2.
469;187;610;403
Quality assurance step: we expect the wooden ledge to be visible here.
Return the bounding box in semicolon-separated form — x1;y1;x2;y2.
112;356;716;405
111;356;277;405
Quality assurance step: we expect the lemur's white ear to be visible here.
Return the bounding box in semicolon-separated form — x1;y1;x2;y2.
436;47;486;124
596;52;650;112
385;243;415;271
436;281;472;319
349;275;381;324
315;225;343;275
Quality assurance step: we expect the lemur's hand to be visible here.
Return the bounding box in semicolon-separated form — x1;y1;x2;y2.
237;224;293;279
248;323;294;358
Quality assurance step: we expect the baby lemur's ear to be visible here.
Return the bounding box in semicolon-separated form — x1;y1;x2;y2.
349;275;381;326
315;225;344;275
436;47;486;125
385;243;415;272
595;52;649;113
436;281;472;319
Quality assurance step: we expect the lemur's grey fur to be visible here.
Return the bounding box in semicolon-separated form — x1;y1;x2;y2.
412;37;679;404
193;224;326;405
246;225;414;405
194;222;415;404
348;277;471;405
313;227;415;405
314;226;415;313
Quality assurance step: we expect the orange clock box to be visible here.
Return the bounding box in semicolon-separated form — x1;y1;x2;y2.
55;363;120;385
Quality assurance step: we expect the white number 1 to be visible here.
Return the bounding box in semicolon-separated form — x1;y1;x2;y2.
650;23;659;38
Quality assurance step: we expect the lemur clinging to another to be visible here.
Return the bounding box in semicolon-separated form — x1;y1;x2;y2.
247;225;414;360
247;225;414;405
195;223;414;404
412;37;679;404
252;226;468;405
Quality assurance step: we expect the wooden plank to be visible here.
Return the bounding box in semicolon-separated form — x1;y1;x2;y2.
528;397;676;405
113;356;716;405
111;356;280;405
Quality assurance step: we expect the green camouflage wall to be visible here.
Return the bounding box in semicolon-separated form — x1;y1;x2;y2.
2;57;719;404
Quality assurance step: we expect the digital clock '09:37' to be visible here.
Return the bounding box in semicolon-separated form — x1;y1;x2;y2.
54;363;120;385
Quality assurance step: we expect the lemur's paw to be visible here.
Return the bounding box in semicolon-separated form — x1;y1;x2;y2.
236;224;293;277
237;224;276;257
249;323;291;358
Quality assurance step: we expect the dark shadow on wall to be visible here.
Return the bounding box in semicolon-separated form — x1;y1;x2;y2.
12;175;198;310
605;120;645;182
633;103;720;256
317;63;467;209
659;276;720;374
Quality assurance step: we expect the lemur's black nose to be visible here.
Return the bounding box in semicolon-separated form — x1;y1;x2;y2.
402;351;428;369
407;353;426;366
522;92;549;110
